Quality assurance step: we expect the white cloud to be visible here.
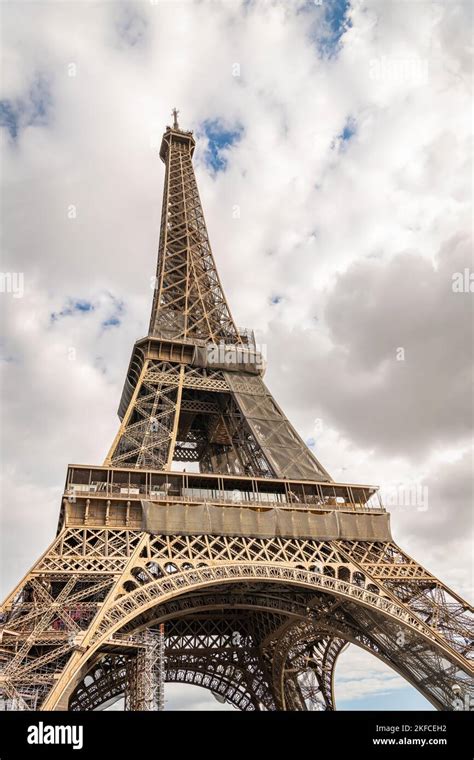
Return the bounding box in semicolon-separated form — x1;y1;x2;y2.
335;645;410;704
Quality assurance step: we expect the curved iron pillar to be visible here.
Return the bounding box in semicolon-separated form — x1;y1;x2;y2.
270;628;346;710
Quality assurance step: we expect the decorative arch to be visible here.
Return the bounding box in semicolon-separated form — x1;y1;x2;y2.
44;563;472;711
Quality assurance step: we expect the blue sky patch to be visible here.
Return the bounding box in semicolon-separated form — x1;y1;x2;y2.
200;119;243;173
74;300;94;312
0;74;52;141
340;116;357;142
50;295;125;330
331;116;357;151
308;0;352;59
0;101;19;140
101;295;125;329
50;299;94;323
102;315;121;328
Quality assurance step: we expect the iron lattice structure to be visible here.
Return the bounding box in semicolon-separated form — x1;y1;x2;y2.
0;114;472;713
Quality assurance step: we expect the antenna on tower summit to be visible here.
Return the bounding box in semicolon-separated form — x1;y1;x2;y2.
172;107;179;129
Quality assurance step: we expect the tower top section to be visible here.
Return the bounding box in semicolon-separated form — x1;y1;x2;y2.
149;111;241;344
159;108;195;163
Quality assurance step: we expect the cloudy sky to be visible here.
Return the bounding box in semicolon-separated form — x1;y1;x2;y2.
0;0;472;711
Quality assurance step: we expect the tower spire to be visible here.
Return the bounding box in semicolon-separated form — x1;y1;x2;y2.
149;116;242;344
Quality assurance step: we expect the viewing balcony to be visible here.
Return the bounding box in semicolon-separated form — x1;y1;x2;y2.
63;464;384;516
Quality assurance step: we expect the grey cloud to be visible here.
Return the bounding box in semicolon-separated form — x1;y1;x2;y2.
269;234;473;460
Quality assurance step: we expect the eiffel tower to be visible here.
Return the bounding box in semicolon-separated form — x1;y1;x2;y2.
1;111;472;713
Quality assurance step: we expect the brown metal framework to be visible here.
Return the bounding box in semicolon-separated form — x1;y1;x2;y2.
0;114;472;712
